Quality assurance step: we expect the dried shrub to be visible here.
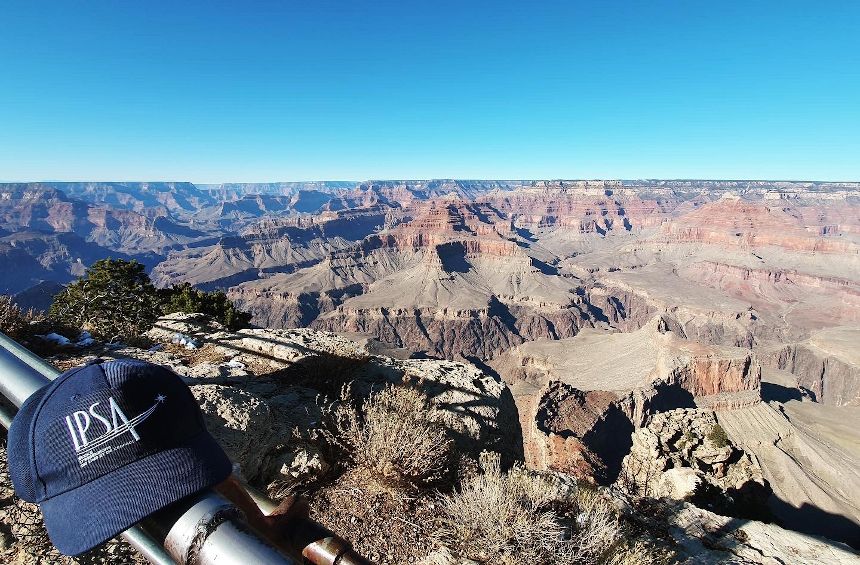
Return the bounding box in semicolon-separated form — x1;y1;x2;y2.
435;454;639;565
435;453;570;564
0;294;47;342
569;486;621;562
325;384;453;489
604;539;675;565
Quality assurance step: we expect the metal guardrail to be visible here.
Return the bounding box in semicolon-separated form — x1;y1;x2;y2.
0;332;372;565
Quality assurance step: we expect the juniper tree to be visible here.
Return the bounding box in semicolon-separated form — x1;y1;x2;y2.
49;258;161;342
161;283;251;330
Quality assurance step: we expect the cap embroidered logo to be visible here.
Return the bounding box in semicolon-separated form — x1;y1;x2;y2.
65;394;165;467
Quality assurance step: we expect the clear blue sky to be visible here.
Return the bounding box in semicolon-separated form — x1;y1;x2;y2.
1;1;858;182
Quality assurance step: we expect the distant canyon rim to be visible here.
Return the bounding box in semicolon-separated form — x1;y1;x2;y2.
2;178;860;548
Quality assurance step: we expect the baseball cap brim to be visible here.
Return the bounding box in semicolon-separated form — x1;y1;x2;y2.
39;427;231;556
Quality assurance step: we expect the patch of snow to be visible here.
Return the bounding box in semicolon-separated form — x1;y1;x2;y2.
39;333;70;345
172;333;199;350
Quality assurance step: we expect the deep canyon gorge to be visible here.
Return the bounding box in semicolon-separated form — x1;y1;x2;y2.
3;178;860;550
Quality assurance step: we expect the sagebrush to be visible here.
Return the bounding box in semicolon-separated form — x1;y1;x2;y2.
434;453;670;565
434;453;573;564
325;384;453;488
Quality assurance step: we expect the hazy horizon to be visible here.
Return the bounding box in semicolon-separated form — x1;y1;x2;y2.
3;177;860;186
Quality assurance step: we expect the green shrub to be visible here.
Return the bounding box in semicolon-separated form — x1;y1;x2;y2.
49;259;162;342
48;259;253;342
161;283;251;330
708;423;728;448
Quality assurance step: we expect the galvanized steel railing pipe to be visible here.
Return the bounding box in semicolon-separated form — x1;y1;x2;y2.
0;332;299;565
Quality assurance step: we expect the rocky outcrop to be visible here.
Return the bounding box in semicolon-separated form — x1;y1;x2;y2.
616;409;769;513
191;384;280;481
586;279;769;348
494;317;762;482
312;302;590;361
133;314;523;485
528;382;631;482
717;401;860;548
664;499;860;564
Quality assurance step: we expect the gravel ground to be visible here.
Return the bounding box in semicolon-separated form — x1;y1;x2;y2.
308;467;440;564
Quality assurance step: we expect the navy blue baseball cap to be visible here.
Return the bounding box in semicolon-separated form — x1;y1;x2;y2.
7;359;232;555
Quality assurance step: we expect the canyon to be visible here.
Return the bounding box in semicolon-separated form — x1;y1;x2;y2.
2;179;860;549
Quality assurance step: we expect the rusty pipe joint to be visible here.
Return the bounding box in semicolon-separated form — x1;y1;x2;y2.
303;535;352;565
161;492;244;565
141;489;300;565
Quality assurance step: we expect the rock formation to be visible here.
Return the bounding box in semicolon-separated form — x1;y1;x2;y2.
616;409;769;513
3;179;860;552
491;316;762;481
718;399;860;548
758;327;860;406
139;314;521;486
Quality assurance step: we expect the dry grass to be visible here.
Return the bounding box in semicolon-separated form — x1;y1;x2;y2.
325;384;454;489
569;486;622;562
0;294;48;343
164;342;228;366
434;453;570;564
434;454;672;565
604;540;675;565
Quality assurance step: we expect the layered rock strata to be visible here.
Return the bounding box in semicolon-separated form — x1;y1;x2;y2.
492;316;762;482
758;327;860;406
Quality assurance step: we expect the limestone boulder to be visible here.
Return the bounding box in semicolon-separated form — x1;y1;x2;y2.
668;501;860;565
191;384;280;481
693;442;734;466
658;467;702;500
267;443;329;484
